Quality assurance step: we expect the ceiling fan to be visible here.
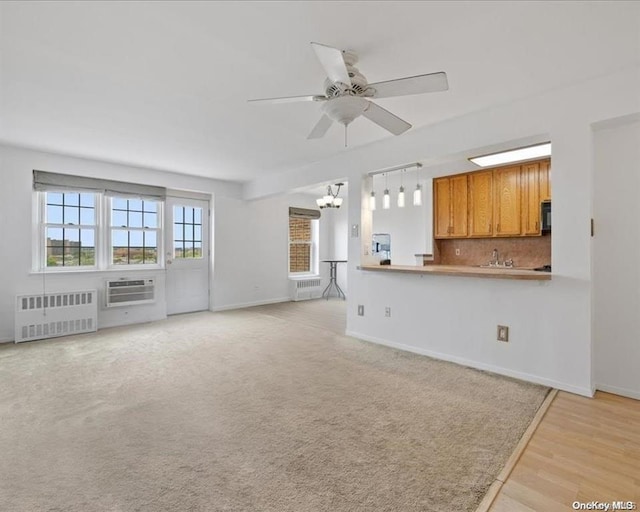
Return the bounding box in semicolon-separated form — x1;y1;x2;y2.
248;42;449;144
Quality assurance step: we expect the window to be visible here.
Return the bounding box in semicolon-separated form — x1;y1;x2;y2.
110;198;159;265
44;192;96;268
288;213;319;274
173;206;203;259
34;171;167;272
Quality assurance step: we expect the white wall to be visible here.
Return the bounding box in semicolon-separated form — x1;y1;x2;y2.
211;192;326;310
593;118;640;399
0;145;333;341
0;145;244;340
371;173;431;265
244;65;640;396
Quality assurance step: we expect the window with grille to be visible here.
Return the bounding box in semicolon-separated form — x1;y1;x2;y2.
173;206;203;258
34;171;166;272
289;216;318;274
110;198;160;265
44;192;96;268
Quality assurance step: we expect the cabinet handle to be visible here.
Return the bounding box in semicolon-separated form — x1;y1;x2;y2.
497;223;501;233
535;221;539;231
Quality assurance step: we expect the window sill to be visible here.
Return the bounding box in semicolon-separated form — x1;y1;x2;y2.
288;273;320;280
30;267;164;276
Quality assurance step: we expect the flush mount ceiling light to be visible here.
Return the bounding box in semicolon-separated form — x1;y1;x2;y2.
469;142;551;167
316;183;344;209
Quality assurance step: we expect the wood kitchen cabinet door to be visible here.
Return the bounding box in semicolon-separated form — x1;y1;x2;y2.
450;175;468;237
494;165;521;236
522;162;541;235
434;177;452;238
539;159;551;201
469;170;493;237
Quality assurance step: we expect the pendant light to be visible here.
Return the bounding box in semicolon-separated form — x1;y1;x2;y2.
397;169;406;208
382;173;390;210
369;176;376;211
413;166;422;206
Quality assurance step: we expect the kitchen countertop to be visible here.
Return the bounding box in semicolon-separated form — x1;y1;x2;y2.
358;264;552;281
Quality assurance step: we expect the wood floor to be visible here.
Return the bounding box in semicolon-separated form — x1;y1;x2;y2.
252;300;640;511
490;391;640;511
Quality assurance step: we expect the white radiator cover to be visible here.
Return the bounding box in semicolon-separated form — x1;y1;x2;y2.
289;277;322;301
15;290;98;343
105;278;155;307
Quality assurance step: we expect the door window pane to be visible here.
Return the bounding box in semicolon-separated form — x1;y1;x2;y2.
173;206;203;259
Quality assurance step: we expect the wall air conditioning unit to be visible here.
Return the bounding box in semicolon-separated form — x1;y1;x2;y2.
289;277;322;301
15;290;98;343
105;278;155;307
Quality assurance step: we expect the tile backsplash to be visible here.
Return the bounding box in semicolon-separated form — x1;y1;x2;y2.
435;235;551;269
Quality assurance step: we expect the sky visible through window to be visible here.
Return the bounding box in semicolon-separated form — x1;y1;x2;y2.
46;192;95;267
44;193;160;267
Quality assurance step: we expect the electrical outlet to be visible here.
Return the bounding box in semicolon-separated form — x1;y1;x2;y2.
497;325;509;342
385;307;391;317
455;248;461;256
358;305;364;316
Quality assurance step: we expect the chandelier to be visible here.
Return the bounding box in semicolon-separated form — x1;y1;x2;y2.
316;183;344;209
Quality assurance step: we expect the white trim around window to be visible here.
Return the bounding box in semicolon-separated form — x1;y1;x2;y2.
33;191;164;272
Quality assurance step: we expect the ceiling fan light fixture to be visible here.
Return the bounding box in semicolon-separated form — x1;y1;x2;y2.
321;96;369;126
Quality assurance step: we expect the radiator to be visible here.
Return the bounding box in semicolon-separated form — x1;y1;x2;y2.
289;278;322;301
105;278;155;307
15;290;98;343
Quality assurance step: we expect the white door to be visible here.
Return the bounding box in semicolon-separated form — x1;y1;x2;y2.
165;197;210;315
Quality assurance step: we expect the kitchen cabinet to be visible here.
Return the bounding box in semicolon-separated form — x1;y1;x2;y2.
434;178;452;238
433;158;550;240
521;162;541;235
434;176;468;238
468;170;493;237
493;165;521;236
539;159;551;201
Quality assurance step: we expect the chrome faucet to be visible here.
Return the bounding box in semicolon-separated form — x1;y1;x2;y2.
491;248;499;266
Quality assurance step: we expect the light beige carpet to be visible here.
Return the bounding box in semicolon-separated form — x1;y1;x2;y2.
0;301;549;512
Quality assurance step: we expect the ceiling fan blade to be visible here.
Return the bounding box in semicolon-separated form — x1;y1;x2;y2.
311;42;351;86
368;72;448;99
307;114;333;139
248;95;326;104
362;101;412;135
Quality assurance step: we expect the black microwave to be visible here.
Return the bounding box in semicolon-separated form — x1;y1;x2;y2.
541;201;551;232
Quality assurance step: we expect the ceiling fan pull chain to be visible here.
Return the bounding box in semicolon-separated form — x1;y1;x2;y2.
344;124;348;148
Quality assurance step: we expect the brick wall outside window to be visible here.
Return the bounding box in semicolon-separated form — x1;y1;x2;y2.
289;217;312;273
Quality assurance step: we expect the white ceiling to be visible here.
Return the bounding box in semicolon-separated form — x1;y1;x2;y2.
1;1;639;183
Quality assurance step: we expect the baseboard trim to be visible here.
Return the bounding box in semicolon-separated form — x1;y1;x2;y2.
345;330;593;397
595;383;640;400
211;297;291;312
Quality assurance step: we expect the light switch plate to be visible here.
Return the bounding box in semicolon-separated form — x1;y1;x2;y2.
351;224;359;238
